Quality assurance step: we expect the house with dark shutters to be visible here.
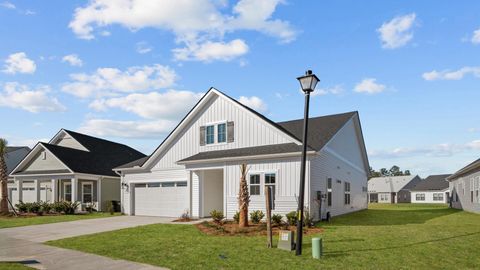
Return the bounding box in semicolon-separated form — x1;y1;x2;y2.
115;88;370;220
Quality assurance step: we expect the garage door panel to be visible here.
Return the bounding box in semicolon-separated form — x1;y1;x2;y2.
134;183;188;217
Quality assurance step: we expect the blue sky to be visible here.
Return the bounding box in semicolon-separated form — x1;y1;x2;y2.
0;0;479;177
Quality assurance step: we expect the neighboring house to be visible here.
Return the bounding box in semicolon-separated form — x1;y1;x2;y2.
411;174;451;204
4;146;30;181
368;175;422;203
115;88;370;220
447;158;480;213
8;129;145;212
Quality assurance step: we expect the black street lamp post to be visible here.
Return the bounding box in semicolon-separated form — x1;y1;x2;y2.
295;70;319;256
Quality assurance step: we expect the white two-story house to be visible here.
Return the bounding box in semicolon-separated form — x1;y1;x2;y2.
115;88;370;220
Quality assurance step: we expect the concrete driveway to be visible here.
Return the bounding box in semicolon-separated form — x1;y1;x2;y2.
0;216;178;270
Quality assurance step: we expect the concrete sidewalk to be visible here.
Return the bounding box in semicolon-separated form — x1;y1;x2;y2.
0;216;179;269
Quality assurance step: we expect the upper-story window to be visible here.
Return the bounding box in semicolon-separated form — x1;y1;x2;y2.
201;121;234;146
206;125;215;144
217;123;226;143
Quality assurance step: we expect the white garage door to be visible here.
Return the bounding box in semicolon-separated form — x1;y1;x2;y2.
134;181;189;217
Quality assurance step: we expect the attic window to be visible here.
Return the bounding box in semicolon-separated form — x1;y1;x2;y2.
41;151;47;160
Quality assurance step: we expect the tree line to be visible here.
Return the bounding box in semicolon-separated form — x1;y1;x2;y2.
369;165;411;178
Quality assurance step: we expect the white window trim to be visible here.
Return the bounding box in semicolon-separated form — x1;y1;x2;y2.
344;181;351;205
63;182;72;201
248;170;278;197
81;182;94;203
204;120;228;146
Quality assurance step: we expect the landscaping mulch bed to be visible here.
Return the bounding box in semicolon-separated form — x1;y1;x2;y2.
172;217;199;222
195;221;323;236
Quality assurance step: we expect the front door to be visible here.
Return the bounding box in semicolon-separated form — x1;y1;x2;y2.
391;193;396;203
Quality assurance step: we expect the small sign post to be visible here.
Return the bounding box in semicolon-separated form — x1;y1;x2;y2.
265;186;273;248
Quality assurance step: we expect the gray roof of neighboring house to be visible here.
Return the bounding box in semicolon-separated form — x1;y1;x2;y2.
12;130;146;177
4;146;30;175
447;158;480;181
411;174;451;191
368;175;420;193
177;143;310;163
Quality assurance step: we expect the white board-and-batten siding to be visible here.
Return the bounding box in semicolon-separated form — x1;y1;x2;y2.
151;95;298;170
310;118;368;219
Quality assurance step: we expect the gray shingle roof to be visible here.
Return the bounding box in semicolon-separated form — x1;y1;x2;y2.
448;158;480;181
6;146;29;153
411;174;451;191
13;130;146;177
368;175;420;193
178;143;310;163
114;156;150;169
277;112;357;151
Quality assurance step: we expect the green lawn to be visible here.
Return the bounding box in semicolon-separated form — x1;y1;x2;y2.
48;204;480;270
0;213;120;229
0;263;32;270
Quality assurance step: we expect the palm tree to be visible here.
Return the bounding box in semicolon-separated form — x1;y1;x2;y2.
0;138;9;215
238;163;250;227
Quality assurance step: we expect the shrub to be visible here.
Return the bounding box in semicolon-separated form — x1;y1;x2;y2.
272;214;283;226
52;201;66;213
106;201;114;215
85;202;97;213
30;202;41;214
15;201;28;213
180;210;190;221
233;211;240;223
63;201;80;215
286;211;297;226
303;208;314;228
210;210;224;224
40;201;52;214
249;210;265;224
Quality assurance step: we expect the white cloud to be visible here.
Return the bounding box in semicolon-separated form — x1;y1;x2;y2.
472;28;480;44
136;41;153;54
311;85;344;97
354;78;386;94
377;13;416;49
89;90;203;119
62;54;83;67
173;39;249;62
2;52;36;74
78;119;177;138
62;64;177;98
238;96;267;112
0;82;66;113
0;1;15;9
422;66;480;81
69;0;295;61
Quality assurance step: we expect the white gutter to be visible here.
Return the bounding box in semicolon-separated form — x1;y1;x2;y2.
176;151;316;165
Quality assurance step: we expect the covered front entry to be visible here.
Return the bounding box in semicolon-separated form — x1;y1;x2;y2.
133;181;189;217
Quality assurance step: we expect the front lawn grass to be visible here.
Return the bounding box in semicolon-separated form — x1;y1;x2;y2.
48;204;480;269
0;262;32;269
0;213;120;229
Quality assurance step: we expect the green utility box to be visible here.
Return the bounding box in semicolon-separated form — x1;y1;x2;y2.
312;237;323;259
277;230;295;251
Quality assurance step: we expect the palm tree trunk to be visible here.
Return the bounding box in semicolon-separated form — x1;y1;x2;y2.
0;139;9;215
238;164;250;228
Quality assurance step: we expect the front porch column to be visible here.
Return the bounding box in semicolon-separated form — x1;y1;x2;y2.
16;179;23;202
97;178;102;211
34;179;40;202
51;179;57;202
71;177;78;203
